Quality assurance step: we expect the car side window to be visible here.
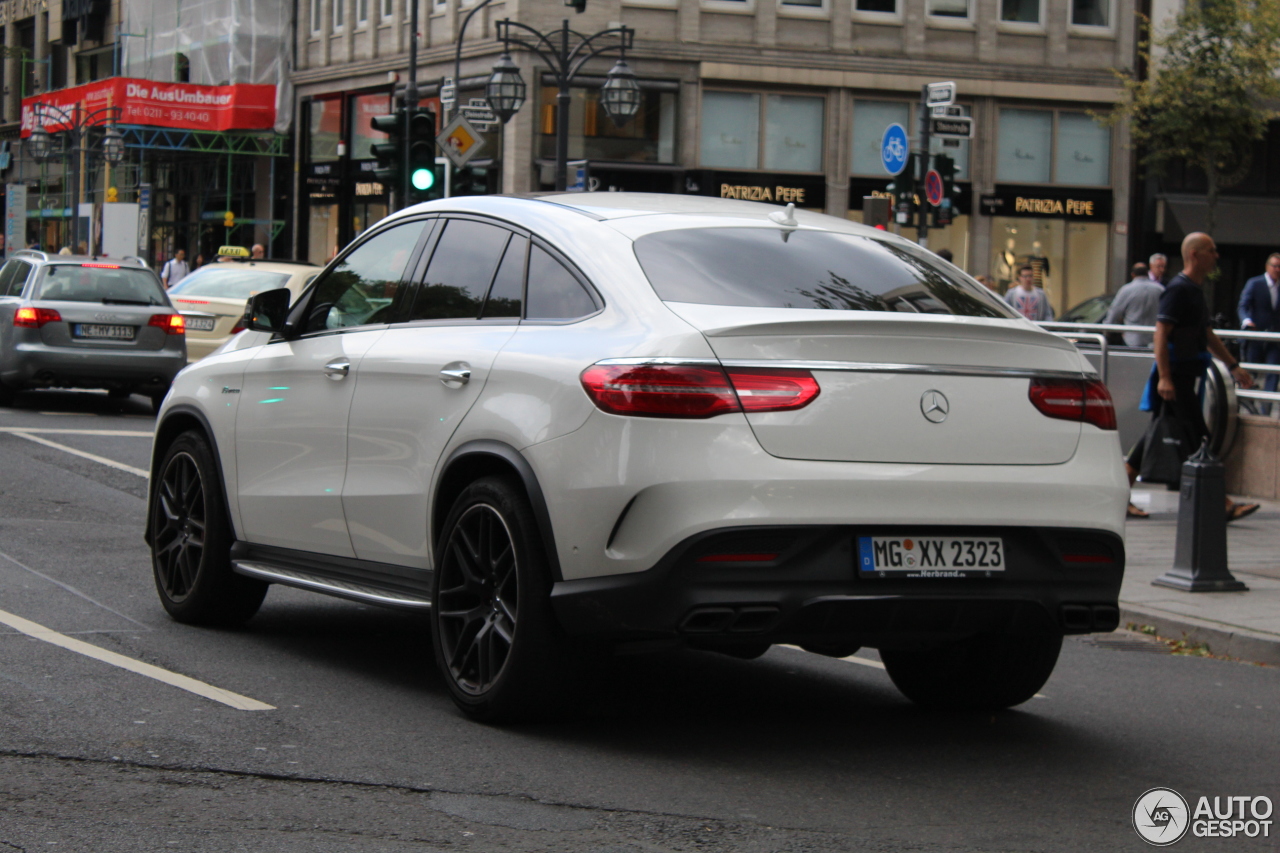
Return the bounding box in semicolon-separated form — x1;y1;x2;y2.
0;260;31;297
525;245;597;320
305;220;427;333
408;219;512;321
481;235;527;319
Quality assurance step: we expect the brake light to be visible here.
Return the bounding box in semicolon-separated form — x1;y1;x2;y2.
176;298;209;305
1028;378;1116;430
81;263;121;269
14;307;61;328
148;313;186;335
580;363;819;419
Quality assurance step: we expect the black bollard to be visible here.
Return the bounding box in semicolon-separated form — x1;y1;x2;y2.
1153;440;1248;592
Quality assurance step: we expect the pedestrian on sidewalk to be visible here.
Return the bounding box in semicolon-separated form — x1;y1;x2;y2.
1103;262;1164;348
1237;252;1280;414
160;249;189;289
1124;232;1259;521
1003;264;1054;321
1148;253;1168;286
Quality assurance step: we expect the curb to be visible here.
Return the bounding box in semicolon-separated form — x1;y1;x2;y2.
1119;604;1280;666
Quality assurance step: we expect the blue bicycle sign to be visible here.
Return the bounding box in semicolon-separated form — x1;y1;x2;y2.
881;124;909;176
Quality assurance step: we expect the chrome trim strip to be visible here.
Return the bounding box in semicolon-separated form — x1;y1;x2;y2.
232;561;432;609
595;357;721;367
596;357;1086;380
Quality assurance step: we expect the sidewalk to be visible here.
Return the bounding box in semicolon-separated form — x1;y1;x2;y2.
1120;484;1280;665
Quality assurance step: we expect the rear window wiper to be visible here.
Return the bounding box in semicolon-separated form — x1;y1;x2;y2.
100;298;156;306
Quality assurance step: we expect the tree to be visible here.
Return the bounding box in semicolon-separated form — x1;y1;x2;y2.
1111;0;1280;238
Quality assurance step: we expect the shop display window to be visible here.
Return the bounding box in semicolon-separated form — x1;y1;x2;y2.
764;95;825;172
700;92;761;170
1055;112;1110;186
309;98;342;162
350;93;393;161
990;217;1109;315
701;91;825;173
540;86;678;164
998;108;1111;186
997;109;1053;184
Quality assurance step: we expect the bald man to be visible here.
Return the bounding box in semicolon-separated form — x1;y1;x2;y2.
251;243;266;259
1124;232;1258;520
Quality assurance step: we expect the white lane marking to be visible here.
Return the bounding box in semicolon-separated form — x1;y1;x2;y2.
0;551;149;630
4;431;149;478
0;608;274;711
0;428;152;437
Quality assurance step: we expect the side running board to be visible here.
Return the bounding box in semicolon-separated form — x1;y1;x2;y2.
232;561;432;610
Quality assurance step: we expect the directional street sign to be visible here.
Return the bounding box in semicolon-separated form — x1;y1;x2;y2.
924;169;944;207
437;114;486;168
931;105;965;117
930;116;973;140
459;98;498;132
926;81;956;108
881;123;910;176
440;77;457;113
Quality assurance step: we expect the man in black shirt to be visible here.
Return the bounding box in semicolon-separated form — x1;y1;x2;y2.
1125;232;1258;520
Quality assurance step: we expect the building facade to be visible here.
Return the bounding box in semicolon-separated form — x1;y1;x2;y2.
295;0;1136;310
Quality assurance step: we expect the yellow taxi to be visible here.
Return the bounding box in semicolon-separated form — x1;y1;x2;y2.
167;247;324;361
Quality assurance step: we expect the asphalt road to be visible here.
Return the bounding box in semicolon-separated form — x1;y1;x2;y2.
1;389;1277;852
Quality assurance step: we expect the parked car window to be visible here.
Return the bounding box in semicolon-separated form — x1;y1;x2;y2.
0;259;32;296
409;219;512;321
306;220;427;332
481;235;527;319
525;245;597;320
633;227;1013;318
169;268;291;300
35;264;168;305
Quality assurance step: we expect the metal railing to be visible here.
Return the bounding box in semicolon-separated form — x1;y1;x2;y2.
1039;321;1280;406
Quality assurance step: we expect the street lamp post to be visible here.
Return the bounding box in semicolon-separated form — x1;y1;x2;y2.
486;18;638;192
26;102;125;252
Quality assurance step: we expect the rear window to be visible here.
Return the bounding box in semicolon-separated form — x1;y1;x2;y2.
168;268;291;300
633;227;1013;318
36;265;168;306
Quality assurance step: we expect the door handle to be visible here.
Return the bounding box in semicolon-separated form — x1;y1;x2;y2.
323;360;350;380
439;364;471;387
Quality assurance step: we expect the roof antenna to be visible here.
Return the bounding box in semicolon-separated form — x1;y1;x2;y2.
768;202;798;241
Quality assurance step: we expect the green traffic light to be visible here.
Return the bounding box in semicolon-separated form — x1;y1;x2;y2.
411;168;435;191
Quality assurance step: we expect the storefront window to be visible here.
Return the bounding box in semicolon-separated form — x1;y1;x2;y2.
851;100;909;175
309;98;342;163
309;203;340;266
538;86;677;163
997;109;1052;184
1055;112;1110;186
989;216;1108;315
350;93;392;161
764;95;824;172
701;91;761;170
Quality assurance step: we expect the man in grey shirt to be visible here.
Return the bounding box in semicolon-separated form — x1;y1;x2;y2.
1103;262;1165;347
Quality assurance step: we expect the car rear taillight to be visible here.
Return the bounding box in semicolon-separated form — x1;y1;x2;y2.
580;362;819;419
14;307;61;328
1028;378;1116;431
148;313;186;335
229;320;246;334
81;263;121;269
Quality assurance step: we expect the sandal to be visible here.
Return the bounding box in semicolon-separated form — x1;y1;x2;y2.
1126;503;1149;519
1226;502;1260;523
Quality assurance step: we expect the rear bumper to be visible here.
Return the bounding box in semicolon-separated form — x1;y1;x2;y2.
551;524;1124;647
2;343;186;389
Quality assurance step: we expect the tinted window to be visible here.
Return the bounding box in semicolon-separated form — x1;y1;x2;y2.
410;219;511;321
0;259;31;296
36;265;167;305
307;220;426;332
169;268;291;300
525;246;597;320
633;227;1013;318
482;235;526;319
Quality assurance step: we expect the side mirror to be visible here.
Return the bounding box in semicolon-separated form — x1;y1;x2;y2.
242;288;291;334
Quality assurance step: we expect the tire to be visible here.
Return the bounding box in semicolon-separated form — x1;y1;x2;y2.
880;631;1062;711
431;476;578;722
150;430;267;626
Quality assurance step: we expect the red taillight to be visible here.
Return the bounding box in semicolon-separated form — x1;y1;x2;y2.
1028;378;1116;431
229;321;246;334
580;363;819;419
81;262;121;269
148;313;186;335
14;307;61;328
175;298;209;305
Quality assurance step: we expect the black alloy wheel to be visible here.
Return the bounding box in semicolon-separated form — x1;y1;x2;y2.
150;430;266;625
431;476;579;721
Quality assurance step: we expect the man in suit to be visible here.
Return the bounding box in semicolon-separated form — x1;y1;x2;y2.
1148;253;1168;286
1238;252;1280;413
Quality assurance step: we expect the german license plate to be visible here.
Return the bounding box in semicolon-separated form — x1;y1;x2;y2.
73;323;135;340
184;316;216;331
857;536;1005;578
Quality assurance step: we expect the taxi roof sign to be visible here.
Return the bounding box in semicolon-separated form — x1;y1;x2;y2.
217;245;250;258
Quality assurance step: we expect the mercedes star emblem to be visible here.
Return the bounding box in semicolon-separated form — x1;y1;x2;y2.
920;390;949;423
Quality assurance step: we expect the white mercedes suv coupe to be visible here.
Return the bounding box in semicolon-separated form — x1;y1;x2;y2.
147;193;1128;721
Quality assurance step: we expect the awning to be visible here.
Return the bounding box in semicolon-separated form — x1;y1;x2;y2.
1163;195;1280;246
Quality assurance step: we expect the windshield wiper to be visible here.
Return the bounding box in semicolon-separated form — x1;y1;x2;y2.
100;298;155;306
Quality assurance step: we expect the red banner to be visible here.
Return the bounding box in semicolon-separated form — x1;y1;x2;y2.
21;77;277;137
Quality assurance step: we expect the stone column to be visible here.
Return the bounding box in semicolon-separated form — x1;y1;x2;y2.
34;12;47;93
321;0;333;66
755;0;777;48
826;87;851;217
831;0;852;52
677;0;700;43
5;23;19;123
968;95;996;278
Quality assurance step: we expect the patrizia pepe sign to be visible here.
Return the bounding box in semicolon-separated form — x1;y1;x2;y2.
979;185;1112;221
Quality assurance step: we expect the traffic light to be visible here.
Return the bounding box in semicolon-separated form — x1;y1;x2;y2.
407;107;441;204
454;165;497;197
370;109;404;192
933;154;956;227
886;152;919;227
863;196;891;230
